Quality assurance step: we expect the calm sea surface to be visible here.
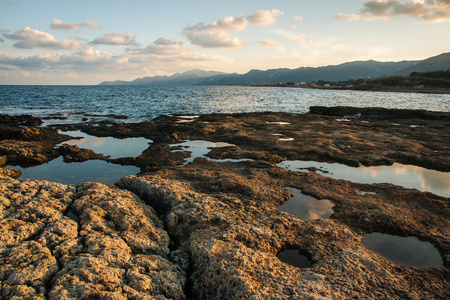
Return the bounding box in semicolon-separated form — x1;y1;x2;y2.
1;85;449;123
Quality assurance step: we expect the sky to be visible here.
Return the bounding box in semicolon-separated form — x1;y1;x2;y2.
0;0;449;85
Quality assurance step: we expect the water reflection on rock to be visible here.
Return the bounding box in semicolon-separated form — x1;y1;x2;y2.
277;188;334;219
278;160;450;197
362;232;444;268
170;140;249;165
59;130;151;159
18;157;140;185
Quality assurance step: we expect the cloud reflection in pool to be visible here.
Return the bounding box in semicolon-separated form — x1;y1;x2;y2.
18;157;140;185
362;232;444;268
59;131;152;159
278;160;450;197
278;188;334;219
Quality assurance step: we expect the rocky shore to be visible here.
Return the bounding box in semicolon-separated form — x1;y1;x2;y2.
1;107;449;299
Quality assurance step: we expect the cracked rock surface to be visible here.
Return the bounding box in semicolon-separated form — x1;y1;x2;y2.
0;175;185;299
117;165;449;299
1;108;449;299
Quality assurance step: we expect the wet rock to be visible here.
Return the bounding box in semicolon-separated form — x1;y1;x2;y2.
58;144;106;162
0;124;72;166
310;106;450;120
0;114;43;126
0;140;58;165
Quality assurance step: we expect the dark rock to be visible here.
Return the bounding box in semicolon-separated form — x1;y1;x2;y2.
58;144;106;162
310;106;450;120
0;114;43;126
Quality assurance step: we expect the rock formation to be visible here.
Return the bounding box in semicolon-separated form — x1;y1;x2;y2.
0;176;185;299
1;108;449;299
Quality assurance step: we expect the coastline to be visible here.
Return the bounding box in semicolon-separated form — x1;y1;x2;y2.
247;84;450;95
1;107;449;299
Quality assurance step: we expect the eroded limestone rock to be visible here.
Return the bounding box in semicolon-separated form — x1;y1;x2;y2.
0;177;185;299
117;172;449;299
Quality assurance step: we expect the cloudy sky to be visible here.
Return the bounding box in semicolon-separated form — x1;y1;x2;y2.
1;0;449;85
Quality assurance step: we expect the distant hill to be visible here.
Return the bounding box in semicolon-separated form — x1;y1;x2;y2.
100;69;229;86
99;52;450;86
394;52;450;75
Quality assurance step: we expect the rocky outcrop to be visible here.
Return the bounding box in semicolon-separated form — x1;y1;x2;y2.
0;117;70;166
310;106;450;120
1;109;449;299
0;176;185;299
61;108;450;172
58;144;107;162
117;168;449;299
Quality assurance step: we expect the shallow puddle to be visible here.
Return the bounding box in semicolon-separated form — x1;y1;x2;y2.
277;250;312;268
170;140;249;165
278;188;334;219
66;209;79;223
174;115;199;123
362;233;444;268
278;137;295;141
60;131;151;159
278;160;450;197
267;122;291;125
17;157;139;185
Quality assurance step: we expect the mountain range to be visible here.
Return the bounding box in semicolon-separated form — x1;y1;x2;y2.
99;52;450;86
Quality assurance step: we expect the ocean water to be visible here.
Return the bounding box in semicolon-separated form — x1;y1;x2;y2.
1;85;449;124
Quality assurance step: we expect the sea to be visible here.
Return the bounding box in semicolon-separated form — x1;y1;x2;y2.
1;85;449;123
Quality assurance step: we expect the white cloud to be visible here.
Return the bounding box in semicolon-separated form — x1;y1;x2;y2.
214;15;248;30
258;39;279;47
127;37;221;62
138;38;192;56
182;16;247;49
51;19;81;30
51;19;102;30
334;13;363;21
91;31;137;45
247;9;284;26
3;27;84;50
336;0;450;21
294;15;304;21
182;28;246;49
0;49;120;72
291;33;314;45
81;21;102;29
0;37;221;76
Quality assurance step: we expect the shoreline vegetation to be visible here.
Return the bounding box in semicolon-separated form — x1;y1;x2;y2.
1;107;449;299
249;70;450;94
